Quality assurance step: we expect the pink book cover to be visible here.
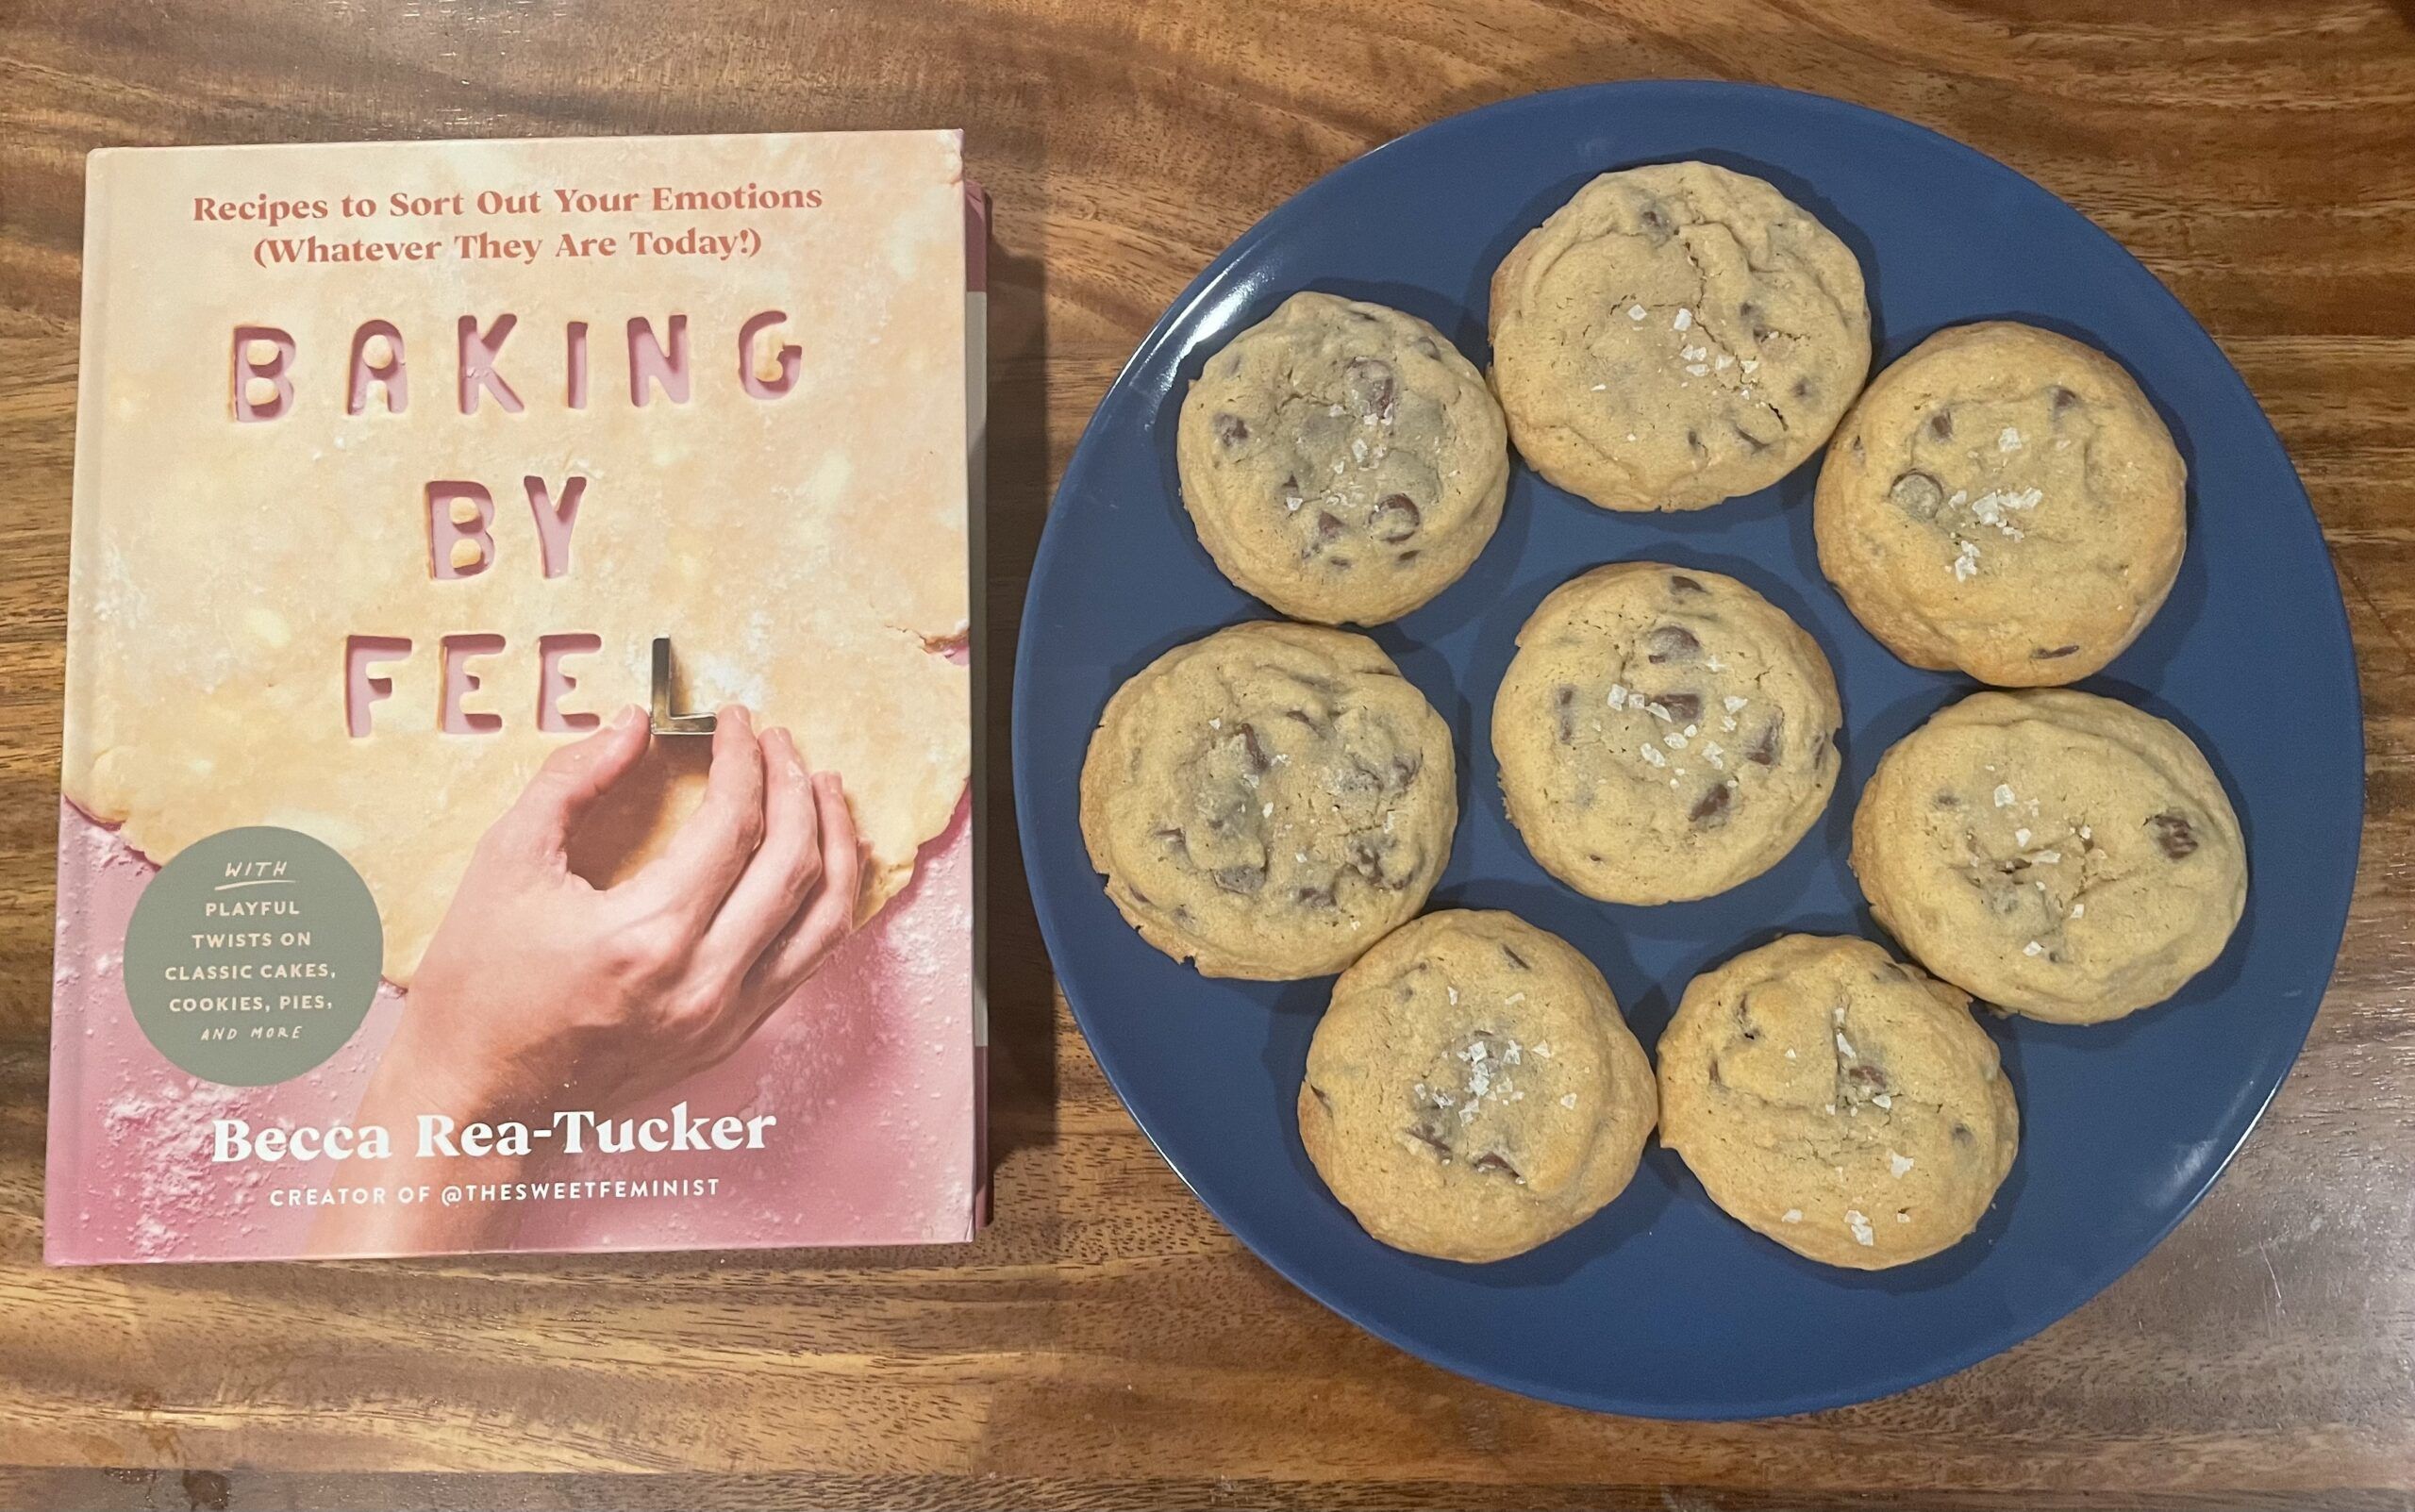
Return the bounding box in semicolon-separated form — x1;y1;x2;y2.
45;130;987;1263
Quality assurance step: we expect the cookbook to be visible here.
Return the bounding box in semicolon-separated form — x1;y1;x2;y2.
46;129;986;1262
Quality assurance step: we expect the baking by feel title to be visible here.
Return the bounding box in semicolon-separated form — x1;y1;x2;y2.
227;311;804;737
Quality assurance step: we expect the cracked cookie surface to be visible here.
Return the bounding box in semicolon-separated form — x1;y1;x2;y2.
1658;933;2018;1271
1492;562;1841;904
1178;291;1510;624
1298;909;1657;1263
1079;621;1457;979
1489;160;1870;511
1816;322;2187;685
1850;688;2246;1023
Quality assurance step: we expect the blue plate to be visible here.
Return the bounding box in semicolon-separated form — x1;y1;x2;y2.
1010;81;2362;1418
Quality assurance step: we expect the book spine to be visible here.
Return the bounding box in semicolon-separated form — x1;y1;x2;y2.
43;149;122;1264
966;179;991;1230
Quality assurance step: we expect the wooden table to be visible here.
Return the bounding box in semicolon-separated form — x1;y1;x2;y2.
4;2;2412;1507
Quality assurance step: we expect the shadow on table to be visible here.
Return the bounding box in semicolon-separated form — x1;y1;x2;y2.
981;229;1063;1178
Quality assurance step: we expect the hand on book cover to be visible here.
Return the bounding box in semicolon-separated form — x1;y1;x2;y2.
312;702;862;1254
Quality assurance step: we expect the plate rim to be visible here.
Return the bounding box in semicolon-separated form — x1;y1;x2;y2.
1009;76;2366;1418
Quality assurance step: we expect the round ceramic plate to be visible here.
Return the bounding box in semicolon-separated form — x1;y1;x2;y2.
1010;81;2362;1418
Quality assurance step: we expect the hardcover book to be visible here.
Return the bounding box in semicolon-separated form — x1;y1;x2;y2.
46;130;985;1262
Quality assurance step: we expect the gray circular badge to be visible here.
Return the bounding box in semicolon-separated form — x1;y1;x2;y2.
122;825;384;1086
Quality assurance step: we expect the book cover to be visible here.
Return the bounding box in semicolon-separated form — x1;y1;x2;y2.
46;130;985;1262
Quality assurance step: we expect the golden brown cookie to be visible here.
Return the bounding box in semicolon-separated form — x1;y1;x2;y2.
1299;910;1657;1262
1177;291;1510;624
1491;562;1841;904
1079;621;1457;980
1657;934;2019;1270
1850;688;2246;1023
1815;322;2186;685
1490;161;1870;511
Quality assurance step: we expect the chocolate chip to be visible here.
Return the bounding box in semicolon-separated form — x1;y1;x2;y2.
1213;412;1249;446
1791;377;1813;401
1746;712;1785;766
1708;1058;1724;1087
1890;470;1945;521
1952;1123;1974;1146
1152;826;1185;843
1645;624;1701;664
1685;426;1707;458
1407;1119;1453;1156
1345;357;1395;422
1310;1084;1334;1113
1371;493;1421;541
1328;556;1353;569
1690;784;1732;825
2051;386;2081;413
1346;837;1388;881
1238;723;1270;773
1390;753;1422;789
1731;424;1773;454
1471;1152;1524;1179
1347;823;1414;889
1282;708;1326;735
1501;945;1531;970
1934;791;1961;809
2032;644;2081;660
1657;691;1703;723
1397;548;1421;564
1669;573;1706;595
1555;685;1577;742
1212;864;1266;895
1330;760;1384;801
1739;300;1761;325
1844;1063;1889;1093
1293;884;1337;908
1927;409;1953;441
1411;337;1440;359
1639;204;1673;241
1316;510;1345;541
2148;811;2200;859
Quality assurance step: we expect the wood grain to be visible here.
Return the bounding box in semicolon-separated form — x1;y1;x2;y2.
5;0;2415;1506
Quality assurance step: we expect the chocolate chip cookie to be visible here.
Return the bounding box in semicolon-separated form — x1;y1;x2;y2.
1657;933;2019;1271
1298;909;1657;1263
1489;161;1870;511
1851;689;2246;1023
1815;322;2187;685
1177;291;1510;624
1492;562;1841;904
1078;621;1457;980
